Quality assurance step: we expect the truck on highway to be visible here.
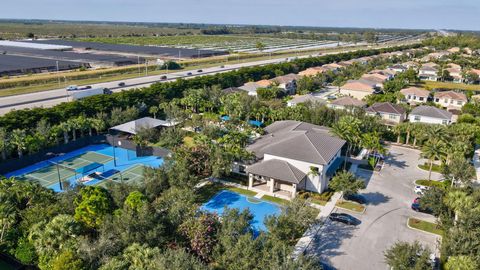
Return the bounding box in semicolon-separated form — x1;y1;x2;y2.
67;88;111;101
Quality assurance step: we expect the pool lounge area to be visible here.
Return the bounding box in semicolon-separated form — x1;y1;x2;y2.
5;144;163;192
201;189;281;233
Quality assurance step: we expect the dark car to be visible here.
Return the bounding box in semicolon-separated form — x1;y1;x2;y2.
197;69;203;73
103;88;112;95
329;213;360;225
220;65;225;68
411;198;432;214
187;72;193;76
118;82;126;87
344;194;367;205
85;85;92;89
160;75;167;80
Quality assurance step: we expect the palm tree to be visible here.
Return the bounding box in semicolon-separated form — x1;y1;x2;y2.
58;122;71;144
332;115;362;168
68;118;80;141
91;118;106;135
149;106;159;119
421;138;447;180
444;191;472;222
10;129;27;158
0;128;9;160
393;123;405;144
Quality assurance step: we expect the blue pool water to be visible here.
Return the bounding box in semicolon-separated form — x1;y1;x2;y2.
5;144;163;192
201;190;282;233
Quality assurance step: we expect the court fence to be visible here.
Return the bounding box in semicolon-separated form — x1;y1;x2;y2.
0;134;170;175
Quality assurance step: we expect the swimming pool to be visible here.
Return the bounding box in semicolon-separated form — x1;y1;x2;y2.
5;144;163;192
201;190;281;233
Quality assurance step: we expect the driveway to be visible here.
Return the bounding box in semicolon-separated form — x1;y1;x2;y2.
308;145;442;270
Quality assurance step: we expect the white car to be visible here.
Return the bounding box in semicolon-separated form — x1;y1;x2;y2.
414;185;429;195
66;85;78;91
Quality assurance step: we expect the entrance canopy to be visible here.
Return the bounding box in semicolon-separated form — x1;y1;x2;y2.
110;117;178;135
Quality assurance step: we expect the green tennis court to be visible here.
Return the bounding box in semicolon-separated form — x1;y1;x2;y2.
16;152;113;188
95;165;145;187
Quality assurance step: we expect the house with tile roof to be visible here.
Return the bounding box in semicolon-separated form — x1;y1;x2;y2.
299;67;327;77
433;91;467;109
409;105;453;125
270;73;300;95
243;121;345;198
287;94;325;107
419;63;440;81
327;96;367;111
366;102;406;126
400;87;430;104
339;79;380;100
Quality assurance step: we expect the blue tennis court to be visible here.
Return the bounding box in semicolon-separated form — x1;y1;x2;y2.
201;190;281;233
5;144;163;192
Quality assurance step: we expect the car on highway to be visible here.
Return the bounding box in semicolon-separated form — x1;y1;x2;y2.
329;213;360;226
85;86;92;89
197;69;203;73
102;88;112;95
66;85;78;91
118;82;126;87
220;65;225;68
344;194;367;204
414;185;429;195
187;72;193;76
160;75;167;80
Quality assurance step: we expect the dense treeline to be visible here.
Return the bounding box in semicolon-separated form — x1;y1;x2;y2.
422;35;480;50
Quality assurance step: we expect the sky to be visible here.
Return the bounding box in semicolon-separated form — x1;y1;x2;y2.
1;0;480;31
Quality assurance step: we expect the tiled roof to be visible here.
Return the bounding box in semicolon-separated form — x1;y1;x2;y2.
434;91;467;101
247;120;345;165
329;96;367;107
341;80;378;92
410;105;452;120
246;159;306;184
366;102;406;115
400;87;430;98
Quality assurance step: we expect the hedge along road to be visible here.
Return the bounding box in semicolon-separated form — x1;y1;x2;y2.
0;42;418;115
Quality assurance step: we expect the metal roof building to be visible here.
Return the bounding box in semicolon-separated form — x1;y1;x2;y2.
26;39;228;59
0;40;72;51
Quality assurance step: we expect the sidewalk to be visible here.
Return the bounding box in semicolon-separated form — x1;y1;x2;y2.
291;192;342;258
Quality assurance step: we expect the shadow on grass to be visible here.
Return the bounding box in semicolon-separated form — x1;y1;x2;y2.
195;182;224;204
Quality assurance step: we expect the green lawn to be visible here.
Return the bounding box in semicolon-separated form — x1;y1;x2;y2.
262;195;289;205
298;190;334;206
408;218;443;236
336;200;366;213
227;187;257;197
415;179;447;189
418;163;443;173
418;81;480;91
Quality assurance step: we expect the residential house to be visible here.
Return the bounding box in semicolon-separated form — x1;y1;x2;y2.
327;96;367;111
409;105;453;125
287;94;325;107
361;73;389;85
389;64;408;73
433;91;467;109
419;63;439;81
447;47;461;53
445;63;463;83
365;102;406;126
400;87;430;104
271;73;300;95
339;79;380;100
299;66;328;77
239;82;261;96
322;63;344;73
402;61;419;70
244;120;346;197
369;69;396;79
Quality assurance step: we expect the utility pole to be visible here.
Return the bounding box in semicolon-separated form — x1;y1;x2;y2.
137;56;140;75
56;61;60;87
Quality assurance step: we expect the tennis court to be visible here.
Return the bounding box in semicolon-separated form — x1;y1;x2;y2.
94;165;145;188
15;151;113;188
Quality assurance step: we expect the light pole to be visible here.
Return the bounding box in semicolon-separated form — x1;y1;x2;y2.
56;61;60;87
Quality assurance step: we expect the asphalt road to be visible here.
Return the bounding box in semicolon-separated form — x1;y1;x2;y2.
0;55;311;115
309;145;441;270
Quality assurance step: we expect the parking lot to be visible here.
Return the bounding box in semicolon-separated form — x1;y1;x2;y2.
309;145;442;270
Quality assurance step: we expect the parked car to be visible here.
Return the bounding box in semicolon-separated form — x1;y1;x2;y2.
344;194;367;204
411;197;432;214
118;82;126;87
327;95;337;100
329;213;360;225
414;185;429;195
160;75;167;80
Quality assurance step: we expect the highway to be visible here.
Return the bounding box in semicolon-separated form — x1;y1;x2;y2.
0;40;419;115
0;55;308;115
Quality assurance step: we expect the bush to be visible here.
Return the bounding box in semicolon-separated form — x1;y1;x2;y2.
415;179;448;189
299;189;334;205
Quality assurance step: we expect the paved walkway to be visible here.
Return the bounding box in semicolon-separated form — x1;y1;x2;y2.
291;192;342;258
254;192;265;199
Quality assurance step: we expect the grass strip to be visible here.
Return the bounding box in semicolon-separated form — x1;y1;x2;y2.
336;200;365;213
408;217;443;236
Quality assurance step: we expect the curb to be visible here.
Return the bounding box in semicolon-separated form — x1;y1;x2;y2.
406;217;442;238
335;201;367;215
